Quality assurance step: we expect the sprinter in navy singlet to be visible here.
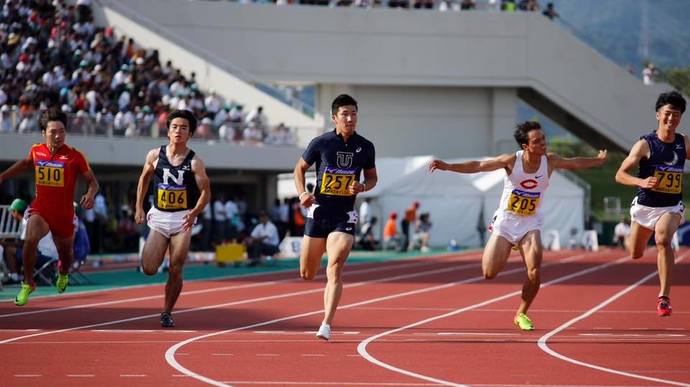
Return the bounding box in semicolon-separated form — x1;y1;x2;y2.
294;94;377;340
615;91;688;317
135;109;211;327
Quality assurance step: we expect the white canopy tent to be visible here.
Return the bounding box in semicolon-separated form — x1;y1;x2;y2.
359;156;484;247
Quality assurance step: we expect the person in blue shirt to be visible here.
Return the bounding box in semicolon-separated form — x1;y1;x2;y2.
293;94;378;341
615;91;687;317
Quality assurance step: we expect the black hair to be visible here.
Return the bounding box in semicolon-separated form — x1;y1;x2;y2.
331;94;358;116
39;107;68;131
655;91;686;114
166;109;198;134
513;121;542;146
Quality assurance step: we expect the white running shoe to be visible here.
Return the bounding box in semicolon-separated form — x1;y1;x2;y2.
316;323;331;341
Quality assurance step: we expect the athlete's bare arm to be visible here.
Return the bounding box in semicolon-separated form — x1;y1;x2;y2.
429;153;515;174
294;157;315;207
0;154;33;184
615;140;658;189
349;167;377;195
79;169;99;210
684;134;690;160
135;149;159;224
183;156;211;231
549;149;607;174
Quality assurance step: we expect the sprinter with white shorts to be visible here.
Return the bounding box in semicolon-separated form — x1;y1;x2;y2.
135;109;211;328
430;121;606;330
615;91;687;317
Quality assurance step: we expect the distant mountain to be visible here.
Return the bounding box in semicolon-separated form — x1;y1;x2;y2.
551;0;690;73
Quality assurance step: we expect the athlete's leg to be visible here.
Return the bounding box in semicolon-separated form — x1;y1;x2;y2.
629;222;654;259
164;229;192;313
22;214;50;287
516;230;543;316
322;232;353;325
300;236;327;280
481;232;513;279
141;230;170;275
654;212;682;298
52;235;75;276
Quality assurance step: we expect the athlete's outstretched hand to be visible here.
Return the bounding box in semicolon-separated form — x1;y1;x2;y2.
348;181;366;195
596;149;608;163
428;159;448;173
182;212;196;232
300;192;315;208
639;176;659;189
80;193;95;209
135;207;146;225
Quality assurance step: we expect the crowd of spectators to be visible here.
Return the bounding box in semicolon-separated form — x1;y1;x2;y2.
0;0;297;146
226;0;558;16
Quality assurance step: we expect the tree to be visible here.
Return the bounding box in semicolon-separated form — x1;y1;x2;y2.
662;66;690;96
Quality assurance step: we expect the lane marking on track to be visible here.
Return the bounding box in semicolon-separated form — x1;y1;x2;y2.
120;374;147;377
14;374;41;377
0;258;485;345
256;353;279;357
537;253;690;387
0;251;470;318
579;333;686;337
0;329;41;332
356;253;632;387
0;254;470;319
67;374;94;377
220;381;438;386
164;253;591;387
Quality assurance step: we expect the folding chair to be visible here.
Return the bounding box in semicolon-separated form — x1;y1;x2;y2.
69;221;93;285
33;254;58;286
69;255;92;285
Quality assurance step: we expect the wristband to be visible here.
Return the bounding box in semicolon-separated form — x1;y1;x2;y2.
361;182;367;192
299;191;309;199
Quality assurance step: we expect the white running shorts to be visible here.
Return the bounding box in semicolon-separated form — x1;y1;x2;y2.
489;211;543;245
630;197;684;230
146;207;194;239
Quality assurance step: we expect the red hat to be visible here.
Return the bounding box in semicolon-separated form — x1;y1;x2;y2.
389;212;397;219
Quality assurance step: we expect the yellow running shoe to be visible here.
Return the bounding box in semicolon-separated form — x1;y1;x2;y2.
14;282;36;306
514;313;534;331
56;273;69;293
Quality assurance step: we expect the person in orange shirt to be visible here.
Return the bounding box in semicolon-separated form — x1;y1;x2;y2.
383;212;400;250
0;107;99;306
400;201;419;252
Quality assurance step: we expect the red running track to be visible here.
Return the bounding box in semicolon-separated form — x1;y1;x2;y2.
0;248;688;386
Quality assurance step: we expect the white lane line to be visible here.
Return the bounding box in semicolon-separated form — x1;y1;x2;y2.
14;374;41;377
0;329;41;332
537;253;690;387
164;253;589;387
0;259;481;346
356;253;631;387
0;254;466;319
220;381;438;386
